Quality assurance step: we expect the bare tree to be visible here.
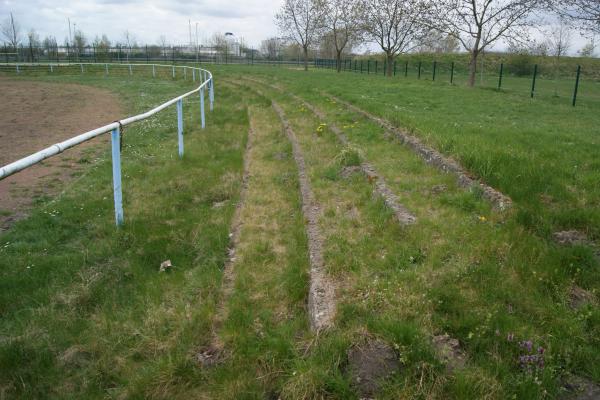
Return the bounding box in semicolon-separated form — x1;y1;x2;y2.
275;0;325;70
555;0;599;34
27;29;40;61
211;32;229;60
123;30;137;60
323;0;363;72
547;19;572;59
578;38;595;56
43;35;58;59
546;19;572;94
1;12;21;54
432;0;545;86
362;0;429;76
260;37;284;60
158;35;168;56
417;30;461;53
73;29;87;55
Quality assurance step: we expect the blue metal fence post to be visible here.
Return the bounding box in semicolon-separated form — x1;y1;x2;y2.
177;99;184;158
209;78;214;111
200;86;206;128
111;127;124;226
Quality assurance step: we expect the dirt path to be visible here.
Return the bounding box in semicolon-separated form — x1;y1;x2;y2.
0;78;122;230
243;77;416;226
272;101;336;332
324;93;512;211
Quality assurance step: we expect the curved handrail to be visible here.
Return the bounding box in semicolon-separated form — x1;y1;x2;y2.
0;62;215;226
0;62;214;179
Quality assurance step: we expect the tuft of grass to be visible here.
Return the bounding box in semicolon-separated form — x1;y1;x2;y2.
333;144;364;167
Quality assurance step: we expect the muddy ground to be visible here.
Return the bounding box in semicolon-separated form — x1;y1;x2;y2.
0;77;122;231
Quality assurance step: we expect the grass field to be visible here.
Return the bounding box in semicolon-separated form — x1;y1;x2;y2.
0;64;598;399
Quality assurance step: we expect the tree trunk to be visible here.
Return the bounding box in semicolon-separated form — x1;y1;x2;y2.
303;46;308;71
386;53;394;77
468;50;478;87
336;50;342;72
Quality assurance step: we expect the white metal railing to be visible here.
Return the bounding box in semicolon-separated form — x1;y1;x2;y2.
0;62;215;226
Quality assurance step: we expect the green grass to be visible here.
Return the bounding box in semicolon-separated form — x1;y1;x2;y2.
224;75;598;399
0;63;598;399
0;71;248;398
215;65;600;242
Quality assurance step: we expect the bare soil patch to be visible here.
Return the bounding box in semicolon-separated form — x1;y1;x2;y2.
0;78;122;230
432;333;466;372
347;337;400;398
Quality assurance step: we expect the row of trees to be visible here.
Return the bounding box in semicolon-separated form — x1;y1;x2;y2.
1;12;251;63
0;13;142;59
275;0;600;86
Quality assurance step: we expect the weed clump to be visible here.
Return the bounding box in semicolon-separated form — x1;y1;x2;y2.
334;145;364;168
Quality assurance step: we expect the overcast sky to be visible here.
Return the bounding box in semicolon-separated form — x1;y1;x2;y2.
0;0;592;54
1;0;281;48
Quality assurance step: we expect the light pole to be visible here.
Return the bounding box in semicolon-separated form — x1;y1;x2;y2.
195;22;199;63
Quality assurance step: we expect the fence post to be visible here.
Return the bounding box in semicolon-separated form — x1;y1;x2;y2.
200;86;206;128
405;61;408;77
16;64;19;74
368;60;370;74
111;127;124;226
50;65;53;73
184;67;187;80
572;65;581;107
433;61;437;81
394;61;397;76
152;64;155;78
495;63;503;89
209;77;214;111
375;60;378;74
177;99;184;158
192;68;196;82
360;60;363;73
450;61;454;84
531;64;538;98
80;63;83;74
129;64;132;76
418;61;421;79
146;45;149;63
172;65;175;79
105;63;108;76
